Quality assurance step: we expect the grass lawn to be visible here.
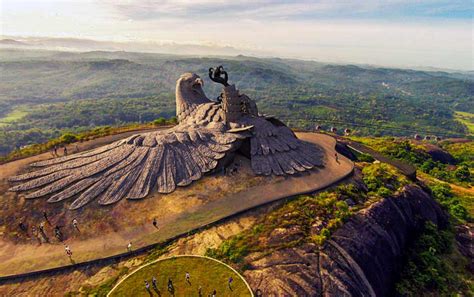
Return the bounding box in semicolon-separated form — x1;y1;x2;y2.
0;106;29;127
109;256;252;297
454;111;474;135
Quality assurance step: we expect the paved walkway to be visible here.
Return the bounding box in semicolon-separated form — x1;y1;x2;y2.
0;132;353;277
335;136;416;179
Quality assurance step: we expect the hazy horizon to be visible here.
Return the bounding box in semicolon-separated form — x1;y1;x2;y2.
1;0;473;71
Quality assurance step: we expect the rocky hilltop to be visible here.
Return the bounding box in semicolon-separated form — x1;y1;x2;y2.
244;185;448;296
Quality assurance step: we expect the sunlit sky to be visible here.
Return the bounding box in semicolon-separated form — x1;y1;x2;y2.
1;0;473;70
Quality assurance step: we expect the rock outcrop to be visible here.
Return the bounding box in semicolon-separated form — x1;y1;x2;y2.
424;144;456;164
244;184;448;296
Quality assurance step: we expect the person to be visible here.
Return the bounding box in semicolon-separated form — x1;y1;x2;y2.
43;211;50;225
228;276;233;289
63;146;68;156
18;222;27;233
185;271;190;284
152;218;158;229
152;276;158;291
127;242;132;252
145;280;151;292
198;286;202;297
53;145;58;157
211;289;217;297
54;225;63;242
65;245;72;258
167;278;174;292
39;222;49;242
72;218;79;232
335;152;339;163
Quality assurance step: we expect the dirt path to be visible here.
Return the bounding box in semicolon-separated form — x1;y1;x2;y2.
0;132;353;277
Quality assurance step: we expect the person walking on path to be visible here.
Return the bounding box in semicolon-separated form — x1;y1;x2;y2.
53;145;58;157
335;152;339;163
167;278;174;292
63;146;68;156
152;276;158;291
144;280;151;292
18;222;27;233
72;218;80;232
185;272;190;283
39;222;49;243
152;218;158;229
228;276;233;290
127;242;132;252
54;225;63;242
65;245;72;258
43;211;51;225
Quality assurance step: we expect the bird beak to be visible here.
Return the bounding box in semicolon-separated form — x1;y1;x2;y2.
195;78;204;87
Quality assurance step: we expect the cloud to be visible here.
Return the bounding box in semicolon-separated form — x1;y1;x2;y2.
104;0;473;21
1;0;472;70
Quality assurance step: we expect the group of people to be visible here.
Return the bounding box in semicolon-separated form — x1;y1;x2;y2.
17;211;81;259
52;144;80;157
52;145;68;157
144;272;232;296
19;212;160;259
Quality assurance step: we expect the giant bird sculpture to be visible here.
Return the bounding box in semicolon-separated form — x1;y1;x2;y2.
9;67;324;209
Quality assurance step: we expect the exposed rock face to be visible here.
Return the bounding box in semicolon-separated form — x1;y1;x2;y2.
455;224;474;273
335;142;357;161
423;144;456;164
244;185;448;296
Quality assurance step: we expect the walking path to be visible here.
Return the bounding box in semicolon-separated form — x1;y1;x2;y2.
335;136;417;179
0;132;353;278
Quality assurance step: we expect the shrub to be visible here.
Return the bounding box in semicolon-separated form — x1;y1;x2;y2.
430;183;470;223
362;163;408;197
59;133;78;144
396;222;470;296
153;117;167;125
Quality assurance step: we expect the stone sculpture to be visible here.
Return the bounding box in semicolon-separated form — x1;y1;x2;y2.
9;67;324;209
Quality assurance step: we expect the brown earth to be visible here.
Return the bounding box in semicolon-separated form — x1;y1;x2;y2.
0;206;264;296
0;131;353;276
0;183;449;297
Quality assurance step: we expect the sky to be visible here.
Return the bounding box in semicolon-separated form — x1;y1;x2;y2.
1;0;473;70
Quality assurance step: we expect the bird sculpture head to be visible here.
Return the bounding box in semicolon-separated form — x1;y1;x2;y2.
175;72;210;122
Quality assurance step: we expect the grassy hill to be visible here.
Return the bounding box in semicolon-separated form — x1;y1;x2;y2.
0;48;472;156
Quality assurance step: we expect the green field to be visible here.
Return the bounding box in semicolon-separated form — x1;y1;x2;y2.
109;256;252;297
455;111;474;135
0;106;29;126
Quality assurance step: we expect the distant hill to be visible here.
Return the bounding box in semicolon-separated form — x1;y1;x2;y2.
0;48;472;156
0;36;263;57
0;39;30;46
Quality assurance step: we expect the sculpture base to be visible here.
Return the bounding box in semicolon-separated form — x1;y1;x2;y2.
0;131;353;277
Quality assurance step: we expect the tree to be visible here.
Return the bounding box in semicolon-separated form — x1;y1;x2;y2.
454;165;470;182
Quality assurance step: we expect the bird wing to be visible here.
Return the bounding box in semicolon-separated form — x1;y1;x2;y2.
9;123;244;209
240;116;324;176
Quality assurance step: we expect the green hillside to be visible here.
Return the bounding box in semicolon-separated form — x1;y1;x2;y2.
0;49;472;156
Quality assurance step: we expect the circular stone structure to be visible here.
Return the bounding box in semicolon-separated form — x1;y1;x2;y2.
108;255;253;296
